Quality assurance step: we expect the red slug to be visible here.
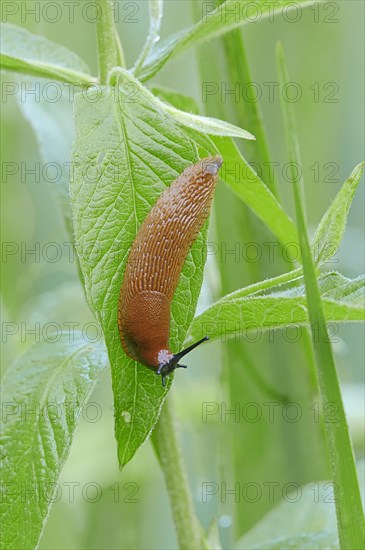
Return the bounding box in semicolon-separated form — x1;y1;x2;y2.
118;155;223;385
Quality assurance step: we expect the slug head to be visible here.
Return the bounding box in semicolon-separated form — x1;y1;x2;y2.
156;336;209;386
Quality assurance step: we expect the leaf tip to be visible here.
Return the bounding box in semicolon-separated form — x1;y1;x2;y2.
244;130;256;141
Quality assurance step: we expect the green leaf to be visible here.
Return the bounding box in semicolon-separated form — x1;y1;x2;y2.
70;72;210;468
237;461;365;550
212;267;305;301
248;532;339;550
313;163;364;264
286;271;364;304
0;23;94;85
151;85;200;115
212;136;299;250
136;0;316;81
133;0;164;74
277;41;365;550
0;53;95;86
193;9;327;535
0;22;90;72
162;102;255;140
193;27;328;536
187;272;364;345
110;68;253;140
0;334;108;550
1;23;94;239
206;519;222;550
17;77;75;239
151;87;298;252
237;485;339;549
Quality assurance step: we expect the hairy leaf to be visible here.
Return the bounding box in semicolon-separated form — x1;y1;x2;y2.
0;334;107;550
188;273;364;345
70;71;211;467
0;23;93;84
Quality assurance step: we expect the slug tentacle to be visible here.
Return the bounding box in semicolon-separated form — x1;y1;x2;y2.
118;156;223;384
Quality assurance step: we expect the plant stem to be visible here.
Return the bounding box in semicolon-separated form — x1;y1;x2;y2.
277;41;365;550
222;29;279;199
133;0;163;77
96;0;125;84
151;397;207;550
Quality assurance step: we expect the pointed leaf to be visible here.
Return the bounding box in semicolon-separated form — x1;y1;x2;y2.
0;334;108;550
70;72;211;467
0;53;95;85
110;68;253;140
1;22;93;238
188;272;364;345
212;135;299;250
313;163;364;264
136;0;316;81
0;22;93;84
162;102;255;140
133;0;164;73
277;41;364;550
151;87;299;251
17;77;75;239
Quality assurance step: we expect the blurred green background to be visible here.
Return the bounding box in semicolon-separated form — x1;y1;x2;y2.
1;1;364;548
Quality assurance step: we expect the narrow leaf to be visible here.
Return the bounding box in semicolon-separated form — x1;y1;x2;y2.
313;163;364;264
149;0;164;31
1;22;94;239
0;22;93;84
188;272;365;345
246;532;339;550
17;77;75;239
210;267;305;302
0;334;108;550
136;0;316;81
0;53;95;86
277;41;365;550
133;0;164;74
151;85;200;114
212;135;299;249
152;86;299;254
163;101;255;140
111;68;253;139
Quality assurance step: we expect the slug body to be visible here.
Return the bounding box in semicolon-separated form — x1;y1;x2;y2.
118;156;223;385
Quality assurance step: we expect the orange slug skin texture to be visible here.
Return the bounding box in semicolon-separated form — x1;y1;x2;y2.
118;156;223;371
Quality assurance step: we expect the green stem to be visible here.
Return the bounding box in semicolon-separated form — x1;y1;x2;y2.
133;0;163;77
96;0;125;84
222;29;279;199
277;41;364;550
133;35;154;77
151;397;207;550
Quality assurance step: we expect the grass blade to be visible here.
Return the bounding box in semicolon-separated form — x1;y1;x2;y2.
276;41;365;549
